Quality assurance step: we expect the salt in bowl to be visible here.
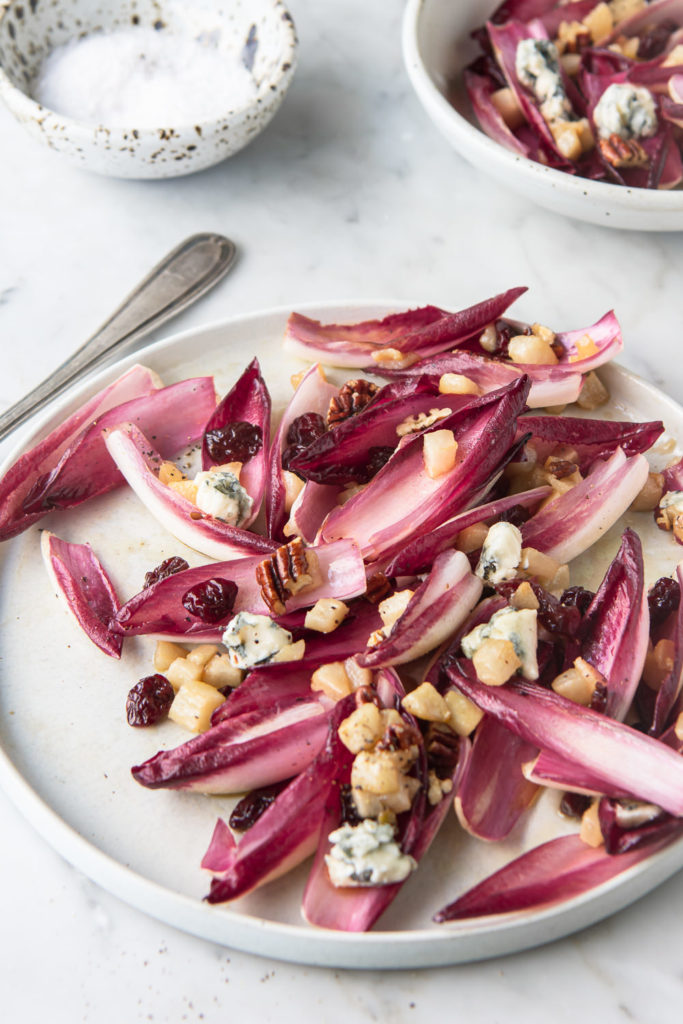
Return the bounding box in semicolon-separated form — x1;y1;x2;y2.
0;0;298;178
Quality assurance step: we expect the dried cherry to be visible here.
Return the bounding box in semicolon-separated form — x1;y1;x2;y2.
339;783;362;826
144;555;189;589
364;445;394;480
559;791;592;820
648;576;681;630
485;319;530;359
286;412;327;447
126;674;174;727
497;504;531;528
281;412;326;470
638;19;677;60
229;781;289;831
204;421;262;464
560;585;594;616
181;577;238;622
590;680;608;714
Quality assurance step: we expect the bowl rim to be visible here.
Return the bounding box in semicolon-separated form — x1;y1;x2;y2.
0;0;298;136
402;0;683;212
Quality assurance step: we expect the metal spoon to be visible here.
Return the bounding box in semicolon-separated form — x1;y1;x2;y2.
0;232;237;443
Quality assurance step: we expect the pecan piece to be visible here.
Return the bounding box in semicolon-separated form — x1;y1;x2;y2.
364;571;392;604
376;719;421;753
355;684;380;707
556;19;590;54
327;378;379;427
424;723;460;776
544;457;578;480
255;536;319;615
599;133;649;168
396;407;451;437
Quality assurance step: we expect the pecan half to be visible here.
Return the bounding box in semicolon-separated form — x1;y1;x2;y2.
599;133;649;168
327;378;379;427
255;536;319;615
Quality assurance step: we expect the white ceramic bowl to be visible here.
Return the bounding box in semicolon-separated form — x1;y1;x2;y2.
402;0;683;231
0;0;297;179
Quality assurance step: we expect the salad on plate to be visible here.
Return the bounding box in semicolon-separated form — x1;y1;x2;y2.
2;284;683;933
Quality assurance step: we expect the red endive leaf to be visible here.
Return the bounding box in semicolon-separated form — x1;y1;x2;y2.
0;364;160;541
455;716;539;841
434;833;676;922
201;358;271;525
41;530;123;658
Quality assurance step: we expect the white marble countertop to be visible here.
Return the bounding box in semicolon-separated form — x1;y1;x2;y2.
2;1;683;1020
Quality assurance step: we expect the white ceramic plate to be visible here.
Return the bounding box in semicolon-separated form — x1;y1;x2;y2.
1;301;683;970
402;0;683;231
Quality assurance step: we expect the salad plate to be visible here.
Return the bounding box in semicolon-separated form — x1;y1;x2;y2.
1;300;683;969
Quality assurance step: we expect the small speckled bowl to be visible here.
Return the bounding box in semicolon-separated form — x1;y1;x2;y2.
0;0;298;178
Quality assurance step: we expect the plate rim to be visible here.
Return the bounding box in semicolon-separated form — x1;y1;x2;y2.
1;298;683;969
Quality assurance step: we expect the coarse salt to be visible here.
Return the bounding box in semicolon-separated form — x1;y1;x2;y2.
33;26;259;128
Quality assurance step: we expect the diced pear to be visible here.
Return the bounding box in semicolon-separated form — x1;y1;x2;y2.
166;656;204;692
472;638;521;686
271;639;306;663
343;657;373;690
311;662;353;701
202;653;243;689
338;702;384;753
551;668;595;706
444;689;484;737
158;461;186;484
378;589;414;630
510;581;540;610
423;429;457;479
304;598;350;633
154;640;188;673
169;479;199;503
576;371;609;410
438;373;482;396
403;682;451;723
351;750;402;795
579;799;604;848
508;334;558;365
186;644;220;668
168;679;226;732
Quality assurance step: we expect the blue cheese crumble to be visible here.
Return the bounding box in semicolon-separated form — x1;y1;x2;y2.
194;467;253;526
461;606;539;680
660;490;683;512
221;612;292;669
325;819;417;888
475;521;522;585
515;38;572;123
593;83;657;140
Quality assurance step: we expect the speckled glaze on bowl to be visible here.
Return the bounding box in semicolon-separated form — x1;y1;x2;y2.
402;0;683;231
0;0;297;179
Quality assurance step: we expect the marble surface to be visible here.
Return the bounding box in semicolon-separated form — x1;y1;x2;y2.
2;0;683;1019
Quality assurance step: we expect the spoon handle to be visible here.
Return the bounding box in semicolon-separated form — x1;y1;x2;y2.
0;232;237;443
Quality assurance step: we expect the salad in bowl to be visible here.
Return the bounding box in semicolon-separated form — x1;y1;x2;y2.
403;0;683;227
